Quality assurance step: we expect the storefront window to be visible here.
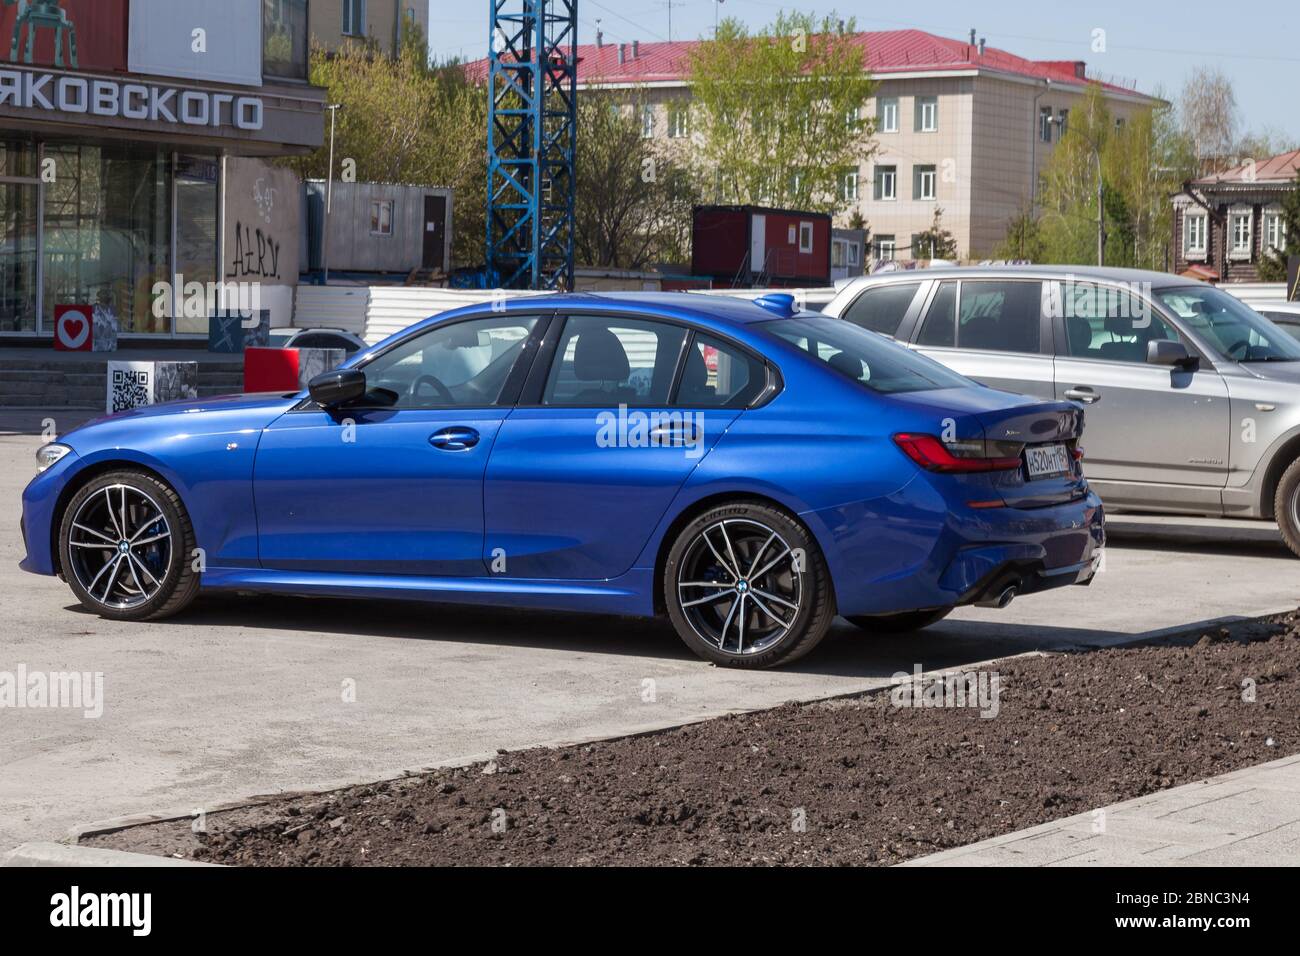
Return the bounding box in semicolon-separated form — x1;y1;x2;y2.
264;0;309;80
174;155;220;335
43;143;171;335
0;140;39;333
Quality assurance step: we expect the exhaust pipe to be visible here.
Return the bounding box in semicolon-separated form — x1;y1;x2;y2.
975;582;1019;609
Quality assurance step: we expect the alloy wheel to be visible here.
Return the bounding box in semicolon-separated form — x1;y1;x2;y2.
675;518;802;656
66;484;173;610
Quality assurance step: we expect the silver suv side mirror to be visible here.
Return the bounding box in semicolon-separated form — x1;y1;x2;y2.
1147;339;1199;371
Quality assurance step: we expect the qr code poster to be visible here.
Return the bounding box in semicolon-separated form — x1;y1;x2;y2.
107;361;154;413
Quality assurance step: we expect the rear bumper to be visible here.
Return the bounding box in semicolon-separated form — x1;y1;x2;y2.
812;481;1105;617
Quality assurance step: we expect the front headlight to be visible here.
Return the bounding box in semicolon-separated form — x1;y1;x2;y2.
35;443;72;473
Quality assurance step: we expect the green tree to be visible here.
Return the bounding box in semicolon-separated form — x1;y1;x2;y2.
574;97;700;269
686;12;877;215
1259;174;1300;282
285;26;488;267
993;207;1045;261
1030;84;1196;269
911;207;958;260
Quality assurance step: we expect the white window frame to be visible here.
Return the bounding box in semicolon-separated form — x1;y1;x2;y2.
917;96;938;133
1183;212;1207;259
916;165;937;201
369;199;394;237
1229;206;1253;261
878;97;899;133
1264;206;1288;253
1039;107;1053;143
847;241;859;265
640;104;655;139
343;0;367;36
877;236;897;261
799;221;814;254
668;104;690;138
876;165;897;201
841;169;858;202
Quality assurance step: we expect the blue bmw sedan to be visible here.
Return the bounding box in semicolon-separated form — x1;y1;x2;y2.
21;293;1103;668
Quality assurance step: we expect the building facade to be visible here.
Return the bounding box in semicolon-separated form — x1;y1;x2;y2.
1172;149;1297;283
309;0;428;57
491;29;1158;263
0;0;324;342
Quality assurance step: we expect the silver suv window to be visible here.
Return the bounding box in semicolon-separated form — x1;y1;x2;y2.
1156;287;1300;363
841;282;921;337
914;280;1042;354
1060;283;1182;364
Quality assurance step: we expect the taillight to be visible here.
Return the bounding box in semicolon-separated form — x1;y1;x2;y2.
893;433;1024;473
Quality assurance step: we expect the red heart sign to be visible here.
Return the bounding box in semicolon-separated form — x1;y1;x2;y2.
54;306;93;351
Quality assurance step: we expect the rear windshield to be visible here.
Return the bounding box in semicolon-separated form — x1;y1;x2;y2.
761;315;973;394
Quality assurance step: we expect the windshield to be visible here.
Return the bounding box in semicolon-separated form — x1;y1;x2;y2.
267;331;295;348
1156;287;1300;363
761;315;974;394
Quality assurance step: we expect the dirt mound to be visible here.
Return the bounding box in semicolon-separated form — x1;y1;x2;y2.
85;611;1300;866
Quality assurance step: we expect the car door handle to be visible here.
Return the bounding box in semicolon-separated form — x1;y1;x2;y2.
429;427;480;451
1064;387;1100;404
649;422;703;444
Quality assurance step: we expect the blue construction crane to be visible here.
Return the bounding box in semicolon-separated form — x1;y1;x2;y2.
486;0;577;290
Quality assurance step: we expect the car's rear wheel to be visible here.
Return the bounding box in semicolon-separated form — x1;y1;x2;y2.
663;502;834;668
59;470;200;621
845;607;952;633
1276;457;1300;559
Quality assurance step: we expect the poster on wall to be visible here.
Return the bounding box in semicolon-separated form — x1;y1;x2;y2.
128;0;262;87
52;304;92;351
0;0;128;73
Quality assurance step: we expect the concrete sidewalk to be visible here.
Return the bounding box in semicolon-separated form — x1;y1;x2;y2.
904;753;1300;866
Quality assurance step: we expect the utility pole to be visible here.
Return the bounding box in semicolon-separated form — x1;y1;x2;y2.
659;0;681;41
323;103;342;283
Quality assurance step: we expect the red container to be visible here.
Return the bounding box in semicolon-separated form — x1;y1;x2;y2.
692;205;832;288
244;347;300;393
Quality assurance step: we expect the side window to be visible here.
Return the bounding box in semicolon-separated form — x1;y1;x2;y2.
543;315;687;406
360;315;538;408
956;281;1042;354
841;282;921;337
1060;284;1178;364
676;333;767;408
916;281;956;347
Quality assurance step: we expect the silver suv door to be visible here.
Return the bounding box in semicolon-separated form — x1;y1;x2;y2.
1049;280;1229;508
908;278;1056;399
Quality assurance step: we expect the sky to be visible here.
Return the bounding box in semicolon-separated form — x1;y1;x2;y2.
425;0;1300;146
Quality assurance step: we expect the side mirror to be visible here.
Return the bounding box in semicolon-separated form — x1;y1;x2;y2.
309;368;366;407
1147;339;1199;371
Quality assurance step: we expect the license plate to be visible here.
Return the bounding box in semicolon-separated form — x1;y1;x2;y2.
1024;443;1071;479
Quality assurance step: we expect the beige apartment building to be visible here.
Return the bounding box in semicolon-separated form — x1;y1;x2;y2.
559;29;1160;261
310;0;429;56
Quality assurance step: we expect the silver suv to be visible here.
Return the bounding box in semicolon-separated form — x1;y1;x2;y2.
823;266;1300;557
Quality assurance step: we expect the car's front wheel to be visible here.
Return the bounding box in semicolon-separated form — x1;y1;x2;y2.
1276;456;1300;559
59;470;200;621
663;502;835;668
845;607;952;633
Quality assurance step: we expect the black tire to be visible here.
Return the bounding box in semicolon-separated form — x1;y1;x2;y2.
58;470;200;621
845;607;952;633
663;501;835;668
1276;457;1300;560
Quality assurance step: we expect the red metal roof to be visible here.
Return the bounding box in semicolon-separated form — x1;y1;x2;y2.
463;29;1148;97
1195;148;1300;185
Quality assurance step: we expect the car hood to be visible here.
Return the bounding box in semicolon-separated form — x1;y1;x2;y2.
59;392;302;449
